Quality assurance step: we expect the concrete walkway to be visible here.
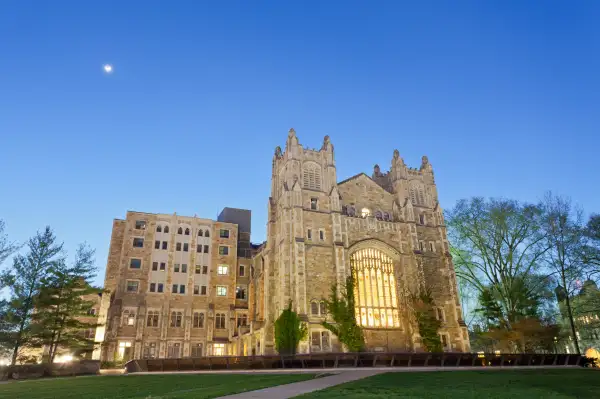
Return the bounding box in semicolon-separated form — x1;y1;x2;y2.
215;370;384;399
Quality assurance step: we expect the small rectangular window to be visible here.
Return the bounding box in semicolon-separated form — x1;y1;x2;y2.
133;238;144;248
157;283;164;293
150;283;156;292
202;266;208;274
236;286;247;300
219;246;229;256
310;198;318;210
419;214;425;225
135;220;146;230
126;281;139;293
216;286;227;296
307;229;312;240
160;262;166;271
172;284;177;294
430;242;435;252
176;242;182;251
203;245;209;253
154;240;160;249
181;264;187;273
179;284;185;294
162;241;168;250
130;258;142;269
194;285;200;295
219;229;230;238
152;262;158;271
183;243;189;252
217;265;228;275
201;285;207;295
197;244;202;253
174;263;180;273
195;265;201;274
239;265;245;277
319;230;324;240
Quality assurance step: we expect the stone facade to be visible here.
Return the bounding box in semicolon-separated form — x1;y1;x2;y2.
241;129;470;355
96;211;251;361
97;129;470;360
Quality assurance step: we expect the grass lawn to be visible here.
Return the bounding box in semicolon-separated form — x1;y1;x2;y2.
300;369;600;398
0;373;317;399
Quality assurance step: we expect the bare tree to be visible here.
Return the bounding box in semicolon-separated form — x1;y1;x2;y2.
446;197;551;330
540;192;588;354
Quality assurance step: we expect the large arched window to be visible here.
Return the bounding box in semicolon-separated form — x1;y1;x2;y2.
351;248;400;328
302;162;322;190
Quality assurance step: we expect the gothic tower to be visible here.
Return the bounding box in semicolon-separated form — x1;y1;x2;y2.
251;129;469;355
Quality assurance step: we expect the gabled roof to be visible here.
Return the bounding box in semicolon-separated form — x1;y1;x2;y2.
337;173;393;196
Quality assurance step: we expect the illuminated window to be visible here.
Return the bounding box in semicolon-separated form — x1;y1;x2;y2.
117;341;132;360
216;286;227;296
219;246;229;255
361;208;371;218
123;310;136;326
351;248;400;328
217;265;229;275
213;343;226;356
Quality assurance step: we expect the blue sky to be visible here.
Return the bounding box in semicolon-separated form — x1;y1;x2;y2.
1;0;598;286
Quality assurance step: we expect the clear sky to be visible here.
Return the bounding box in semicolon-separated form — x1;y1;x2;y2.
1;0;598;286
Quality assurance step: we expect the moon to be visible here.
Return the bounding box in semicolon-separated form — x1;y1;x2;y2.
103;64;113;74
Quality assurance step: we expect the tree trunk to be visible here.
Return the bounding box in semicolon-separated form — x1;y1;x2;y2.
564;288;581;354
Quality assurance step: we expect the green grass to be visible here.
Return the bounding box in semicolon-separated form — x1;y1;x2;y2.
300;369;600;398
0;373;316;399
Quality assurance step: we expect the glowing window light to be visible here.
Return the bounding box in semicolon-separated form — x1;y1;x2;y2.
351;248;399;328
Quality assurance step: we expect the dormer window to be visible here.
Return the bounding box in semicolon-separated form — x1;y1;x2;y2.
310;198;318;210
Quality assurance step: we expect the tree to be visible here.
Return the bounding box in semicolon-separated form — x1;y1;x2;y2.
446;197;550;330
322;273;365;352
30;244;101;363
540;193;588;354
274;301;307;355
0;219;18;266
410;289;442;352
0;227;63;365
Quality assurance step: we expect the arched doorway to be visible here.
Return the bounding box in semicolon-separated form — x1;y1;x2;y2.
350;246;400;329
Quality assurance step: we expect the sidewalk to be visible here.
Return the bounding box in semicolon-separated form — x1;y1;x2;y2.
215;370;384;399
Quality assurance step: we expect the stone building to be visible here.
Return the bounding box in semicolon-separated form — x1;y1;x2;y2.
237;129;470;355
95;209;253;361
96;129;469;360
